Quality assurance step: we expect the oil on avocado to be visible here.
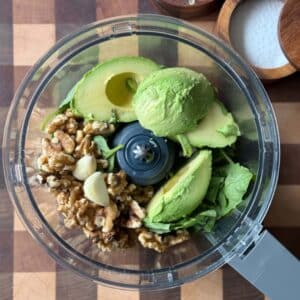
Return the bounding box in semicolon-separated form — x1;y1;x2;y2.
72;56;161;122
146;150;212;223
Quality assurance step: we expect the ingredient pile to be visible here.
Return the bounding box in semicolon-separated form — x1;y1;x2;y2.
37;56;253;253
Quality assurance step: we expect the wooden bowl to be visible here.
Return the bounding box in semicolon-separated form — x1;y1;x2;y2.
152;0;219;19
279;0;300;70
215;0;296;80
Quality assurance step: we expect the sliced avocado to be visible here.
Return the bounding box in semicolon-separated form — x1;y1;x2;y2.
72;56;161;122
147;150;212;223
185;101;240;148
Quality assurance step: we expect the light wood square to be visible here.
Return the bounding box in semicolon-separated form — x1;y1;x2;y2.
13;272;55;300
13;24;55;66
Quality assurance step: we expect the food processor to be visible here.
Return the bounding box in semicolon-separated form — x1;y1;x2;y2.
3;14;299;299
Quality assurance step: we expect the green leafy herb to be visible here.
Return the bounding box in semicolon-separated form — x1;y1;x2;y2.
58;83;78;110
206;150;253;218
93;136;123;171
175;134;193;157
206;176;224;204
218;162;253;216
142;221;171;234
144;209;217;234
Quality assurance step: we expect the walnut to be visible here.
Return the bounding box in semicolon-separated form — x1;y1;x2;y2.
102;201;118;233
54;130;75;154
65;118;78;134
138;229;167;253
83;121;115;136
56;191;69;205
138;229;190;253
75;130;84;144
163;230;189;247
37;155;53;173
50;137;62;152
48;152;75;172
36;172;47;184
65;109;80;119
106;171;128;196
130;200;145;219
132;185;154;204
69;185;83;204
45;114;68;134
46;175;61;188
37;155;48;169
94;208;105;228
74;135;95;158
101;231;116;244
41;138;60;156
96;159;109;170
122;216;142;229
121;200;145;229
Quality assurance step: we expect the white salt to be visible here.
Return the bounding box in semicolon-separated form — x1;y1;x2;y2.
230;0;289;68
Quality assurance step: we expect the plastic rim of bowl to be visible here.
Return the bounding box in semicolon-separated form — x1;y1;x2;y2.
2;14;280;290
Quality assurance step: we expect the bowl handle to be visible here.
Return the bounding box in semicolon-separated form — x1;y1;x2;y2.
229;230;300;300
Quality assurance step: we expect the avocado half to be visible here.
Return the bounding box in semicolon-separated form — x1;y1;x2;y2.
146;150;212;223
72;56;161;122
184;101;240;148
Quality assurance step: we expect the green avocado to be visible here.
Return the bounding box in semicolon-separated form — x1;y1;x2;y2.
72;56;161;122
133;67;215;136
184;100;240;148
146;150;212;223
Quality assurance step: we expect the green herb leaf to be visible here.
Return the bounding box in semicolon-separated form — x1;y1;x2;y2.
143;219;171;234
220;162;253;216
206;176;224;204
93;136;123;171
58;83;78;110
144;209;217;234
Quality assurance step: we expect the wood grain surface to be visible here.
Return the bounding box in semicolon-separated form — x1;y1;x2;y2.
0;0;299;299
279;0;300;69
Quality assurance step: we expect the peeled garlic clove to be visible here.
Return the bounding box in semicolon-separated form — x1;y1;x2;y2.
83;172;109;207
73;155;97;181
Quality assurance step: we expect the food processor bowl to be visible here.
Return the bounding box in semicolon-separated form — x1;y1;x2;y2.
3;14;299;298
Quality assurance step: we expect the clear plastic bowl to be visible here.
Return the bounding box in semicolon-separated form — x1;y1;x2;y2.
3;15;279;290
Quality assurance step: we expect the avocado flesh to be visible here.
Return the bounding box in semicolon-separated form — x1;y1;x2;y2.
146;150;212;223
185;101;240;148
72;56;160;122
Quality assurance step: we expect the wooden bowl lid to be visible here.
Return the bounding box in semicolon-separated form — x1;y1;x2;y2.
279;0;300;70
152;0;219;18
215;0;296;80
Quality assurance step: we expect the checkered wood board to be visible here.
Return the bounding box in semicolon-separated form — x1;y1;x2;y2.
0;0;299;299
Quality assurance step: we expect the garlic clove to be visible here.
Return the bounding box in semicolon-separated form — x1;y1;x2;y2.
83;172;110;207
73;155;97;181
